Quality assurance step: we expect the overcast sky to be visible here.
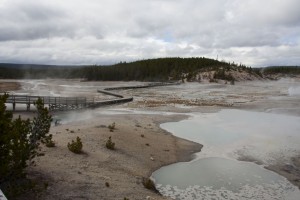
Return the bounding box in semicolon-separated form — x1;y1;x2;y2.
0;0;299;67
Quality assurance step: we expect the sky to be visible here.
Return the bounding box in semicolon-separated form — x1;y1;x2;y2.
0;0;300;67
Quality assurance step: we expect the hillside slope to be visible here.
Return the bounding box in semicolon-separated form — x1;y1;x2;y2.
84;57;261;82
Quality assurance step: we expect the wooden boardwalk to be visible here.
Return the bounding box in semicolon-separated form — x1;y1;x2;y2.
103;82;180;91
5;95;89;111
3;82;179;112
4;94;132;111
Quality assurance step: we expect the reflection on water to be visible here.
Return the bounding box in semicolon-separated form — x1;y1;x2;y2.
154;157;282;191
152;157;299;200
160;109;300;164
153;109;300;199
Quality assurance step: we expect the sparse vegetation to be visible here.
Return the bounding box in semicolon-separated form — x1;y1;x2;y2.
105;136;115;150
108;122;116;132
213;69;235;82
105;182;110;187
141;134;145;138
67;137;83;154
142;177;158;192
43;134;55;147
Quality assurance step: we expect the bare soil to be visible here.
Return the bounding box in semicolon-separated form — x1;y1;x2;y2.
0;81;21;92
22;113;201;200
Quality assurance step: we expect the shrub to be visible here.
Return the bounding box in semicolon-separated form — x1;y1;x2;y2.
142;177;158;192
68;137;83;154
105;136;115;150
108;122;116;132
43;134;55;147
105;182;110;187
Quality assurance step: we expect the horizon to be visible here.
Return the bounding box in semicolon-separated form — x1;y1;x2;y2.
1;57;300;68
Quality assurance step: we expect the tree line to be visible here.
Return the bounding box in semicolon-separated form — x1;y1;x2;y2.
263;66;300;74
0;57;246;81
1;58;298;81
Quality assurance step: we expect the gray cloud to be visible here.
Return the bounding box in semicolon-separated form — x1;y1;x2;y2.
0;0;299;66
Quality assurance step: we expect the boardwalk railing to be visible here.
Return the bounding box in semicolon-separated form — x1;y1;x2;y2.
3;94;133;112
4;95;88;111
2;82;179;112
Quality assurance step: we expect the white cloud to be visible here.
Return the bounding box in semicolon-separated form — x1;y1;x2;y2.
0;0;299;66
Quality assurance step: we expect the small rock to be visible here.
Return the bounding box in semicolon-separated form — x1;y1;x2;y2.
150;157;154;161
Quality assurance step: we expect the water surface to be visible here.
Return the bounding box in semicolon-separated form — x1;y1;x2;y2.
153;109;300;199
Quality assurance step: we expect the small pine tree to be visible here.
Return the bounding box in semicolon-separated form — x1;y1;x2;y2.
142;177;158;192
105;136;115;150
43;134;55;147
68;137;83;154
108;122;116;132
0;94;52;198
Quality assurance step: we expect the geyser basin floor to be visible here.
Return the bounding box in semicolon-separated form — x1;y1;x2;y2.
153;109;300;200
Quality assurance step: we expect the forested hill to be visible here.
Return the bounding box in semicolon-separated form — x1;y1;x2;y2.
263;66;300;74
83;57;256;81
1;58;298;81
0;57;252;81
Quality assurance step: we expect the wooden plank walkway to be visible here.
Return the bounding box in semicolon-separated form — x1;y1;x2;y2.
2;82;180;112
103;82;180;91
4;95;89;111
3;94;132;111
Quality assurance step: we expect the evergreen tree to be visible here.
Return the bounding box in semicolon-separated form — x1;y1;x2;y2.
0;94;52;197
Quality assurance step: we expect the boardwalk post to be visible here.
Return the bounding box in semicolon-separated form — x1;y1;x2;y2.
26;96;30;111
13;102;16;111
